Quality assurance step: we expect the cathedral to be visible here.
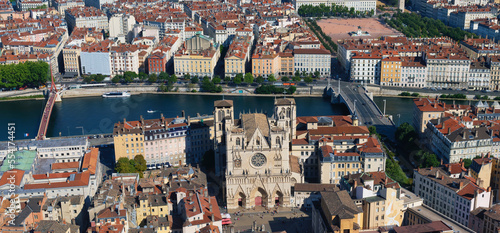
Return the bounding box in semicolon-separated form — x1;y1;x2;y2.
214;98;303;210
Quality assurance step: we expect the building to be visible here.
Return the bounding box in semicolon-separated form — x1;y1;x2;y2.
349;52;381;84
80;40;113;76
174;34;220;78
65;7;108;33
393;221;453;233
380;57;402;86
425;118;492;163
252;45;280;78
293;0;376;12
470;156;493;189
110;44;141;76
214;98;303;209
62;27;103;77
405;204;475;233
109;13;136;43
293;48;331;78
292;183;338;208
469;204;500;233
413;166;492;226
311;190;364;233
424;52;470;89
469;61;491;91
400;58;427;88
224;35;251;78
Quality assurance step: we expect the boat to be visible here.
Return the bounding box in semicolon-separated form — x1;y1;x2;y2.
102;91;131;98
147;109;156;113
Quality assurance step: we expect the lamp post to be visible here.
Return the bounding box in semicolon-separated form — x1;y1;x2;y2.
76;126;84;136
383;99;386;116
397;114;401;127
354;100;357;113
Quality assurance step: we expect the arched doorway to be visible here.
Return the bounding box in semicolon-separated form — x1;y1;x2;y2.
252;187;268;207
274;191;283;206
237;192;246;208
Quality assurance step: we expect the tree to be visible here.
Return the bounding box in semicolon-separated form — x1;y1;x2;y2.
421;153;440;168
95;74;105;82
314;71;320;78
368;126;377;135
191;77;199;83
148;74;157;83
281;77;290;82
123;71;137;83
244;73;254;83
183;73;191;80
304;76;313;83
256;76;264;84
395;122;417;144
112;76;121;83
212;76;221;84
83;75;93;83
463;158;473;169
138;72;148;81
159;72;169;81
268;74;276;82
224;76;231;82
168;74;177;84
292;76;301;82
134;155;147;172
115;158;135;173
288;86;296;94
234;74;243;84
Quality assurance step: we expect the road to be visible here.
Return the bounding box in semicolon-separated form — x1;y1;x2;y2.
339;81;396;141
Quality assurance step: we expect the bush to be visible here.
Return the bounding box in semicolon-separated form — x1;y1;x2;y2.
440;94;466;99
411;93;419;97
399;91;411;96
255;85;296;94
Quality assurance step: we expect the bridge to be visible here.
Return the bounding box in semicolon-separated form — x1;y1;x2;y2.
36;70;62;140
328;80;396;141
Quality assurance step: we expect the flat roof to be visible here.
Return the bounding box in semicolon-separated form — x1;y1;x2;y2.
407;205;475;233
0;137;87;150
0;150;37;172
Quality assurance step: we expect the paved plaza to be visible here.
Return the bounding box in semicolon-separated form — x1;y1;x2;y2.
223;207;312;233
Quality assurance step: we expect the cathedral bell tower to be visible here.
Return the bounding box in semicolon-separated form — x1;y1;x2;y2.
274;98;296;141
214;99;234;176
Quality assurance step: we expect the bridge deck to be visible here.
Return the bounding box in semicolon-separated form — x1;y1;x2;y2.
337;82;396;141
36;92;56;140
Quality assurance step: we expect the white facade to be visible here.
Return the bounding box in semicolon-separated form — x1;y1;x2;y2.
401;63;427;88
425;57;470;89
468;64;491;90
294;0;376;12
294;49;331;77
109;14;136;43
80;51;111;75
349;57;381;84
413;169;491;226
110;48;139;76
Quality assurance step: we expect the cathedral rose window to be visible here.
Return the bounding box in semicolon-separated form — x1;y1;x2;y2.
251;153;266;167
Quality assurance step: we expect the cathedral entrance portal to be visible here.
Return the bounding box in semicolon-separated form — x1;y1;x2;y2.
252;187;268;207
237;192;246;208
274;191;283;206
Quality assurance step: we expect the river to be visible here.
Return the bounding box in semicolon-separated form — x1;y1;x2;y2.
0;94;477;141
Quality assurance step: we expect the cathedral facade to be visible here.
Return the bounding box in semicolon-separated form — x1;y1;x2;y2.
214;98;303;210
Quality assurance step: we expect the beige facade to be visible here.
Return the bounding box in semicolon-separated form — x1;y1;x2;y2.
113;132;144;161
215;98;303;210
362;188;404;228
174;34;220;78
63;47;81;76
136;194;169;226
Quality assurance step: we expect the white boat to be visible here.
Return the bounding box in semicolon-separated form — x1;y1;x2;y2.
147;110;156;113
102;91;131;98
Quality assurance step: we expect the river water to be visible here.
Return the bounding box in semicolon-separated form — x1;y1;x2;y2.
0;94;476;141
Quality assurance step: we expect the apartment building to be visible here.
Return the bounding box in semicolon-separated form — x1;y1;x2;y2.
52;0;84;16
412;98;469;135
65;7;108;33
414;166;492;226
109;13;136;43
80;40;113;76
294;0;376;12
224;35;252;77
401;58;427;88
311;190;364;232
449;8;494;30
460;38;500;59
17;0;48;11
469;204;500;233
380;57;402;86
488;56;500;91
424;52;470;89
252;45;280;78
293;48;331;77
174;34;220;78
279;51;294;77
292;183;339;208
147;36;182;74
349;52;381;84
469;61;491;90
426;117;492;163
110;44;141;76
62;27;103;77
136;194;169;226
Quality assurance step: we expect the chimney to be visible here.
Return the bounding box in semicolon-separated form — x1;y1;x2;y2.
193;206;196;212
436;170;440;179
430;166;433;170
441;159;443;165
459;181;464;189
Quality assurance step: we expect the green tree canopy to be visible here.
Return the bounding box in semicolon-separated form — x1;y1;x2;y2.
244;73;254;83
134;155;147;172
268;74;276;82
